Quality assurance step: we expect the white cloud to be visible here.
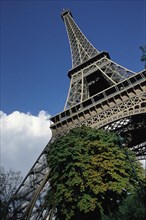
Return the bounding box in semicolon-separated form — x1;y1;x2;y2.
0;110;52;177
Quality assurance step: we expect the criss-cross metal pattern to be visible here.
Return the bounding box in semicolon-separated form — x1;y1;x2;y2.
62;10;99;68
64;55;135;109
7;10;146;220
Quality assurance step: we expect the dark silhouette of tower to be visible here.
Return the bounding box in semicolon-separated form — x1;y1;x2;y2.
7;10;146;220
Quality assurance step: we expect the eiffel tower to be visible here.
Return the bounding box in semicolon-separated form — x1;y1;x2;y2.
7;10;146;220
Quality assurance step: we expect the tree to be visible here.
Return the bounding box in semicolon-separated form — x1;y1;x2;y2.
102;188;146;220
0;166;23;219
118;189;145;220
46;126;145;220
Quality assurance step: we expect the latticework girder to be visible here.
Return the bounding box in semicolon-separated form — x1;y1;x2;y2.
61;9;99;68
64;55;136;109
52;70;146;138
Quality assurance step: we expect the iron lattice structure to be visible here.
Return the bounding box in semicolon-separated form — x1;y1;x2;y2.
7;10;146;220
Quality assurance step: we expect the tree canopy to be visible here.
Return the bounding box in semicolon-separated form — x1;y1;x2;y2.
0;166;22;220
47;126;145;220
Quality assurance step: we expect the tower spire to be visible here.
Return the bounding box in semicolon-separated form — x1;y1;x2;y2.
61;9;99;68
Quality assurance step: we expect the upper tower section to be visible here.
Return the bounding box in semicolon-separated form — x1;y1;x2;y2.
61;9;99;69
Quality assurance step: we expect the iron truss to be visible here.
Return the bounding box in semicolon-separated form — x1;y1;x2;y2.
64;55;135;109
61;9;99;68
6;9;146;220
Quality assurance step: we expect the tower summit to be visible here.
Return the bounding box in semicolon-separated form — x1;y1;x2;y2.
61;9;99;68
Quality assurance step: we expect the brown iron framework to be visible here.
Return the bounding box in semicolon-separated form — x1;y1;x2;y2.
7;10;146;220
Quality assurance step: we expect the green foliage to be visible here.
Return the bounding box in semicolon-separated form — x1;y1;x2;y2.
102;188;146;220
118;190;145;220
46;126;144;220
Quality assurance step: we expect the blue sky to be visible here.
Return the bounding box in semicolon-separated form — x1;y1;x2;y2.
1;0;146;117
